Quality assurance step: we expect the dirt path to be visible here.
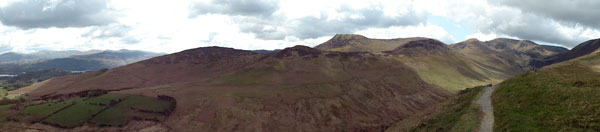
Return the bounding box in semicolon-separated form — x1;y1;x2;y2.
477;85;497;132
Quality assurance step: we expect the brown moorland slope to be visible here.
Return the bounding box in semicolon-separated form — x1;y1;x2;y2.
11;45;452;131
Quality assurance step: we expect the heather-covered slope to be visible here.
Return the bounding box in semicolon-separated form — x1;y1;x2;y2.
9;46;451;131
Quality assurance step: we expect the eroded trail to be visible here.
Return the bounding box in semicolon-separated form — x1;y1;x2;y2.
477;85;497;132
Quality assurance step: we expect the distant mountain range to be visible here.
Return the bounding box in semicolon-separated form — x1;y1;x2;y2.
317;34;568;90
0;49;164;74
0;50;103;63
531;38;600;67
5;34;600;131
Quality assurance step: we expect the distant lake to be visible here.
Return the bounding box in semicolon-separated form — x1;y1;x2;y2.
70;71;87;74
0;74;17;77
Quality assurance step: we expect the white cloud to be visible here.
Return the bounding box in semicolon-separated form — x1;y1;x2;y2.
355;23;456;44
489;0;600;28
413;0;600;47
465;32;513;41
0;0;117;29
0;0;599;54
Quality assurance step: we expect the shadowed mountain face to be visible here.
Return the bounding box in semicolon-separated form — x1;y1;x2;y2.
0;50;163;74
531;39;600;68
12;46;451;132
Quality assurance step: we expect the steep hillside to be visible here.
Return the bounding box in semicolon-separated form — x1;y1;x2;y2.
315;34;428;52
450;38;568;74
384;39;505;91
9;46;451;131
492;50;600;131
531;38;600;68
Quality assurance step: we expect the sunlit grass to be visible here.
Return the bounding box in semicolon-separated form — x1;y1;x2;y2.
493;62;600;131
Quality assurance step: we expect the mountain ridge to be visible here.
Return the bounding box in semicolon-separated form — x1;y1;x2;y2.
0;50;104;63
315;35;565;91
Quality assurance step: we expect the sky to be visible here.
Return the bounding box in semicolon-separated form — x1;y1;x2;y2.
0;0;599;53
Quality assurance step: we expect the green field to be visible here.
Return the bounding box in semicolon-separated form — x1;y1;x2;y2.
25;99;80;117
42;101;105;128
493;62;600;131
0;104;13;122
0;93;175;128
90;95;173;126
23;101;73;123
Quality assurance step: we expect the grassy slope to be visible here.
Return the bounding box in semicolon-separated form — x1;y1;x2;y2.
493;52;600;131
385;86;484;132
394;54;502;91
